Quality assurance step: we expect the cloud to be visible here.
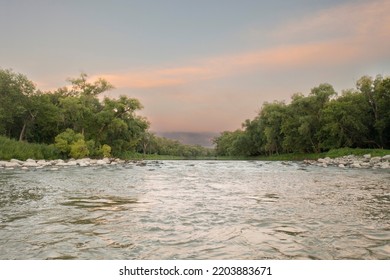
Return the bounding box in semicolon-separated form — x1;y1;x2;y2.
271;0;390;45
94;0;390;91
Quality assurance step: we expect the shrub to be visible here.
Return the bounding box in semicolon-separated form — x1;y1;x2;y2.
70;139;89;159
101;144;112;158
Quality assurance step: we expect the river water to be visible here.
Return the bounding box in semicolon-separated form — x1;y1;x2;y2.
0;160;389;259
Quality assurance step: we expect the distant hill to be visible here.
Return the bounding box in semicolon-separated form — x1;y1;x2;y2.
156;132;219;148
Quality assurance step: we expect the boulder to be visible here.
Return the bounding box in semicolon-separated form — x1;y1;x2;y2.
380;162;390;169
5;162;21;168
382;155;390;161
370;157;382;164
96;160;107;165
23;161;39;167
351;162;361;168
78;161;90;167
37;160;51;166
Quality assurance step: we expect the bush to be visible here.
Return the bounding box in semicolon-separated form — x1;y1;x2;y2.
100;144;112;158
70;139;89;159
55;129;85;158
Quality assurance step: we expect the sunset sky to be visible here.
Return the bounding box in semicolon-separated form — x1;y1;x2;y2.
1;0;389;133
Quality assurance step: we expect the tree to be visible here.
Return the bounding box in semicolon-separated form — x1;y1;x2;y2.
357;75;390;148
320;89;371;149
259;101;286;155
0;69;36;139
281;84;336;153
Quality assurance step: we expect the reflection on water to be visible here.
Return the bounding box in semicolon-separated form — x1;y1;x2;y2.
0;161;389;259
61;196;139;211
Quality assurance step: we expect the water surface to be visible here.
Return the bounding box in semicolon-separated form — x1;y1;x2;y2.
0;161;389;259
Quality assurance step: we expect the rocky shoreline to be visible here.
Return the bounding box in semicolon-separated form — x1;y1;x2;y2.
0;157;146;171
1;154;390;171
303;154;390;169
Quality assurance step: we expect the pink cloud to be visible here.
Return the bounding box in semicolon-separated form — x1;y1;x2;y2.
91;0;390;93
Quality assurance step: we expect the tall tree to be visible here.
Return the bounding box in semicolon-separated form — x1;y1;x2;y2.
0;69;36;139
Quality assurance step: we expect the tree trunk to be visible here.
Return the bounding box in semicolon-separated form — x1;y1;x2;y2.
19;121;27;142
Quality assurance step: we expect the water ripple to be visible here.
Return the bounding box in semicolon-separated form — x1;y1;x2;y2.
0;161;389;259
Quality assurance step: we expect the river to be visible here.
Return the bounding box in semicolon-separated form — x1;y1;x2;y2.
0;160;389;259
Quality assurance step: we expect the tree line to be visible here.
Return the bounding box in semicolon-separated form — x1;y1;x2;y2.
0;69;212;159
214;75;390;156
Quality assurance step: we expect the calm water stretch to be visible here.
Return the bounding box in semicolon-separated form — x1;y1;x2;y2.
0;160;389;259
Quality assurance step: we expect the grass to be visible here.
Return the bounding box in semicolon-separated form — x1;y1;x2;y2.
0;136;61;161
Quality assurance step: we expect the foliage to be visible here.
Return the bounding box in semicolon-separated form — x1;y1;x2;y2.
214;75;390;156
70;139;90;159
0;136;60;160
0;69;150;159
2;69;389;161
100;144;112;158
136;133;213;158
54;129;84;157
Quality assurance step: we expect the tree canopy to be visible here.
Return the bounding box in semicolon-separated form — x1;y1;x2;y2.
214;75;390;156
0;69;211;159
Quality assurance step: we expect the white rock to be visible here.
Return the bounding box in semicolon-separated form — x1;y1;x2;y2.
370;157;382;164
351;163;361;168
96;160;107;165
338;164;345;168
5;162;20;168
23;161;39;167
37;160;51;166
380;162;390;169
10;159;24;165
363;154;371;159
78;162;90;167
382;155;390;161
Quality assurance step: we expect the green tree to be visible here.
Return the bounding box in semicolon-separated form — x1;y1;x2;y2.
282;84;336;153
320;89;371;149
357;75;390;148
0;69;36;139
260;101;286;155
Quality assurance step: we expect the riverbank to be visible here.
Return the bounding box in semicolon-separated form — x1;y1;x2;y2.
0;157;144;171
1;153;389;171
303;154;390;169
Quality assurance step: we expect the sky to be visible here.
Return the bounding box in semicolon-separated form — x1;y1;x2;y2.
1;0;389;134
